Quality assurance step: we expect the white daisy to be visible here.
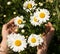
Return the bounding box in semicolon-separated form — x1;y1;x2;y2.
34;9;50;23
30;15;41;26
7;33;27;52
28;34;40;47
14;16;24;28
23;0;36;12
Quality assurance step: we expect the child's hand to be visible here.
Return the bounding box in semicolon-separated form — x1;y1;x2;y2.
2;18;18;39
37;22;55;54
0;18;18;54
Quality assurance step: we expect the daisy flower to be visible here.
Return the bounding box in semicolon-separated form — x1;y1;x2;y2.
34;9;50;23
28;34;40;47
7;33;27;52
14;16;24;28
23;0;36;12
30;15;41;26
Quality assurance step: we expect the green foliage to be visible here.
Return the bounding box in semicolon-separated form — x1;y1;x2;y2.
0;0;60;54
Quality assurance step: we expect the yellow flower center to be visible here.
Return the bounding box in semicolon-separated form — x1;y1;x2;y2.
39;12;45;18
15;40;22;46
31;37;36;43
17;19;22;24
34;17;38;22
27;3;32;9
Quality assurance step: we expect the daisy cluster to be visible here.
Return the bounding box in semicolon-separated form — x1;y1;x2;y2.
30;9;50;26
7;0;50;53
7;33;43;52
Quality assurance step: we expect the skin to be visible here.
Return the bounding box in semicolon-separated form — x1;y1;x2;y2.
0;18;17;54
0;19;55;54
37;22;55;54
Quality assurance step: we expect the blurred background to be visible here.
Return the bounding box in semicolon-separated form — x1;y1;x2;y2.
0;0;60;54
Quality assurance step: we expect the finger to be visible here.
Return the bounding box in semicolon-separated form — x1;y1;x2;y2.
43;23;49;35
6;18;15;28
2;24;8;36
8;26;18;33
45;22;53;33
45;24;49;33
7;29;11;34
7;18;15;25
42;33;46;36
49;27;55;33
9;27;14;33
48;22;53;28
46;22;55;38
37;45;43;50
2;24;8;30
47;22;55;33
8;18;15;24
46;27;55;45
12;23;16;27
12;26;18;33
